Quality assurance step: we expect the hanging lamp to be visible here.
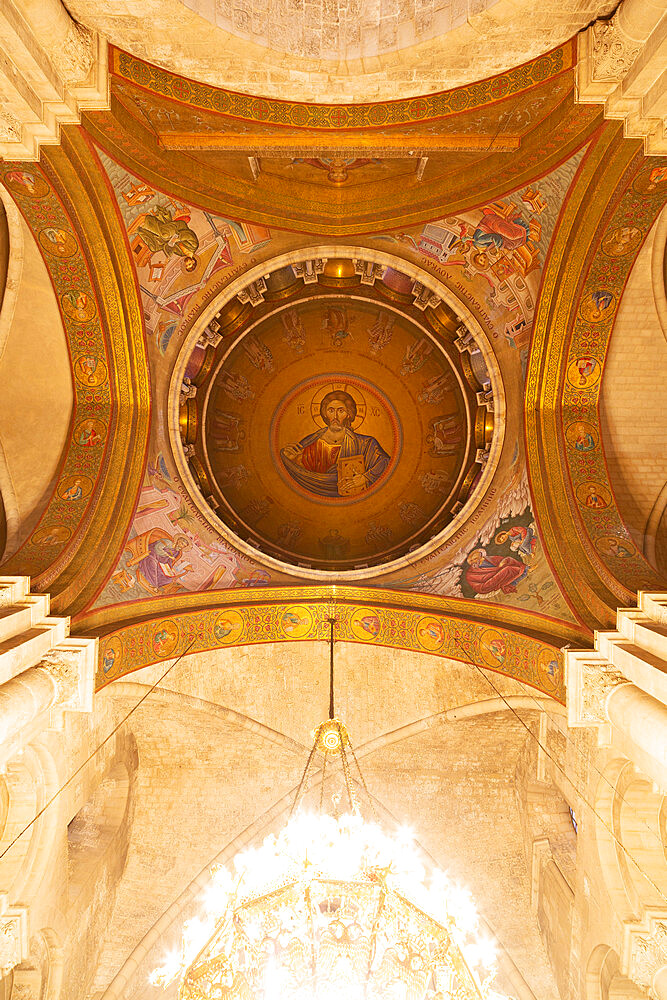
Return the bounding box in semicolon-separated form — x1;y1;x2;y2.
150;616;509;1000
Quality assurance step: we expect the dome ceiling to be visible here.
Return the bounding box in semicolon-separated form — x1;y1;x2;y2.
179;0;502;61
1;38;665;700
65;0;617;102
178;262;494;571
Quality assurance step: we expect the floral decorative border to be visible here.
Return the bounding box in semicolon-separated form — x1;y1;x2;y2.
0;132;151;614
97;598;565;703
0;160;113;577
526;124;667;626
561;156;667;592
111;43;572;130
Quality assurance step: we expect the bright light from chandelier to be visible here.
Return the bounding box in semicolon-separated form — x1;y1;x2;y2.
150;632;511;1000
150;810;509;1000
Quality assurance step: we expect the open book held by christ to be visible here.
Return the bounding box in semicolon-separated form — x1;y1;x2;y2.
337;454;366;496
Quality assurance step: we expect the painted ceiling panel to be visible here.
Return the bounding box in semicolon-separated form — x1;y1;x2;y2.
1;43;665;701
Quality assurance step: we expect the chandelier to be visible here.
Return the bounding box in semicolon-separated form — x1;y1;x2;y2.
150;621;509;1000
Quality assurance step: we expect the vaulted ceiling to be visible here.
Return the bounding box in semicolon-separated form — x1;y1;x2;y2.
0;23;665;710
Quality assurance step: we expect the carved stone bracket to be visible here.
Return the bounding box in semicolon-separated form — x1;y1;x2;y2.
198;327;223;349
37;638;96;713
454;326;476;352
354;260;385;285
411;280;440;311
0;895;28;978
623;913;667;998
591;16;642;82
476;385;494;410
566;649;628;739
181;378;197;401
237;277;267;307
292;259;325;284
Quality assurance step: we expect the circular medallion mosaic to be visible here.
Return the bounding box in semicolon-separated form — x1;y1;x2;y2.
187;293;484;571
271;374;401;504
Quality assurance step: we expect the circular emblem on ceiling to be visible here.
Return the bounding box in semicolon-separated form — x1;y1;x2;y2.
271;374;401;504
175;263;497;576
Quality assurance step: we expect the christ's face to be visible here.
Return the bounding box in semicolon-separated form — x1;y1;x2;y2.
324;401;350;430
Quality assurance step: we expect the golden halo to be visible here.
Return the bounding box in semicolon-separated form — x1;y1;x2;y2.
310;381;367;429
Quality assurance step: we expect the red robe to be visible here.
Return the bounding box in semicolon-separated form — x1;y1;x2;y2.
465;555;526;595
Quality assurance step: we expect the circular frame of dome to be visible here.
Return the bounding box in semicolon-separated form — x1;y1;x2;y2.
169;247;505;581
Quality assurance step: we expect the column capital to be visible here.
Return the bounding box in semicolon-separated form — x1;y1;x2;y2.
37;638;97;713
576;4;667;154
566;650;628;738
0;1;108;160
590;14;642;82
623;912;667;998
0;893;28;978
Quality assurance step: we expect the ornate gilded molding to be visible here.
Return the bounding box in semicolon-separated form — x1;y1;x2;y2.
93;594;568;703
0;128;150;615
110;44;573;131
525;122;667;629
559;154;667;597
78;44;602;235
75;580;589;647
0;155;115;583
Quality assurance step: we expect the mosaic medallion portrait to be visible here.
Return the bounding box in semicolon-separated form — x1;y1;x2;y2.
273;376;399;502
185;292;486;571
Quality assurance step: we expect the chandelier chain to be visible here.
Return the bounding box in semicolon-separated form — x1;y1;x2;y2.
319;750;328;813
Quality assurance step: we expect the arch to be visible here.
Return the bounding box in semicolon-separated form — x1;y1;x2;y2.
0;130;150;617
526;124;667;628
10;927;64;1000
67;760;131;906
92;604;570;703
616;773;666;915
586;946;621;1000
599;206;667;578
586;945;650;1000
0;183;71;564
592;759;639;924
59;730;137;1000
0;751;53;903
93;682;549;1000
592;757;667;927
